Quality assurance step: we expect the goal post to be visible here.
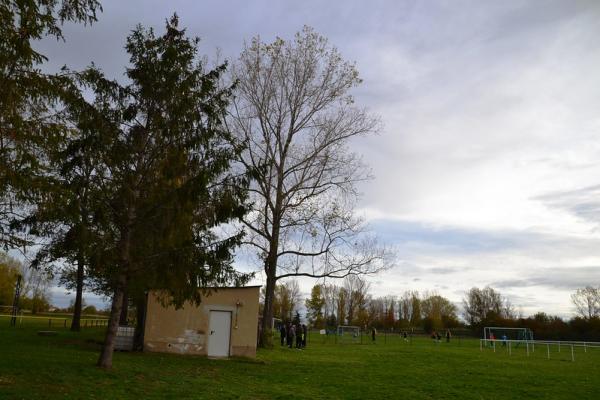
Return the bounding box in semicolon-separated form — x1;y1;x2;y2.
484;327;534;345
337;325;361;344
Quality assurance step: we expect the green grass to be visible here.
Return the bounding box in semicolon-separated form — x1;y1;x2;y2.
1;323;599;399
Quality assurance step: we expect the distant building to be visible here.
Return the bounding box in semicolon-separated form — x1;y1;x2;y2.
143;286;260;358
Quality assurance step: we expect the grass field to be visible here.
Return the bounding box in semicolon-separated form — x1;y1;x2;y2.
1;323;599;399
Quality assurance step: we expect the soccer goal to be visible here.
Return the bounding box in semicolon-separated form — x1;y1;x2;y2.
272;317;283;330
337;325;361;344
484;327;534;346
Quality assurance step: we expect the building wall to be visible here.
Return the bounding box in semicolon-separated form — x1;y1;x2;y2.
144;286;260;358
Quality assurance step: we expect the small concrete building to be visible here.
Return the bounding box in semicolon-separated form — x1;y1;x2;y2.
143;286;260;358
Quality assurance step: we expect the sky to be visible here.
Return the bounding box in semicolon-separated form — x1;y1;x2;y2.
33;0;600;317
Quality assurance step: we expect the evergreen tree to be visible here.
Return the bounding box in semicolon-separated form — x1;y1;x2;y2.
0;0;101;250
63;16;251;368
23;121;98;331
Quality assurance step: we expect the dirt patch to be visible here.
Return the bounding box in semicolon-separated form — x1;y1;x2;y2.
0;375;15;386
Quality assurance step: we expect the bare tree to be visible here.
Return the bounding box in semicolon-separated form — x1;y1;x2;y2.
367;297;384;328
344;275;370;325
399;290;415;323
336;286;348;326
230;27;391;345
273;280;302;321
571;286;600;319
462;286;512;326
421;291;458;326
382;295;397;328
321;282;338;323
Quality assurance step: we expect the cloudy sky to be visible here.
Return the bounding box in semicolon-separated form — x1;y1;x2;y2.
36;0;600;317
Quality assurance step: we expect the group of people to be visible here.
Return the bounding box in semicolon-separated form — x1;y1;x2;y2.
280;323;308;349
489;332;509;347
431;329;452;343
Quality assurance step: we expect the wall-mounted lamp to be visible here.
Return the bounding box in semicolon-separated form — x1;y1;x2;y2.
234;299;243;329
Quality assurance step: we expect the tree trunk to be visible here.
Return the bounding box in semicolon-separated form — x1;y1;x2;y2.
98;212;133;369
133;294;147;351
259;175;284;347
97;273;126;369
260;269;277;347
260;213;281;347
70;253;85;332
119;290;129;326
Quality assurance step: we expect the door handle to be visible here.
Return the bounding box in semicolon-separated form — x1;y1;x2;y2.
210;330;215;335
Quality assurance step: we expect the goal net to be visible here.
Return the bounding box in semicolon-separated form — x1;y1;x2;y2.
484;327;534;346
337;325;360;344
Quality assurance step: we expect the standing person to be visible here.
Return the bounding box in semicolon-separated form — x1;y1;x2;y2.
280;324;287;346
436;331;441;342
403;331;408;342
302;324;308;348
296;325;303;349
288;323;295;348
371;327;377;342
446;329;451;343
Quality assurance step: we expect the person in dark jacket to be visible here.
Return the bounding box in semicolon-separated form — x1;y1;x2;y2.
288;324;295;348
296;324;302;349
302;324;308;348
280;324;287;346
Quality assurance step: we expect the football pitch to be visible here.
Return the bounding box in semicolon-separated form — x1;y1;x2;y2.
0;323;598;399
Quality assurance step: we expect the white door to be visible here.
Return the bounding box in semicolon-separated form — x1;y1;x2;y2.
208;311;231;357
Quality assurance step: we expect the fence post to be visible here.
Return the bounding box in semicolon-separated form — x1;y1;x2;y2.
584;342;587;353
509;341;511;356
547;343;550;359
493;340;496;353
571;345;574;362
558;342;561;353
526;342;529;357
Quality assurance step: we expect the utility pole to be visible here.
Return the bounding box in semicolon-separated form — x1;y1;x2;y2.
10;274;22;327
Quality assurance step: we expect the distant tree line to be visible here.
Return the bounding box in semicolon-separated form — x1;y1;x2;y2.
463;285;600;340
264;280;600;340
263;277;460;333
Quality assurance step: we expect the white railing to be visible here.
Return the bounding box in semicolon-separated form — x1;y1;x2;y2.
480;338;600;361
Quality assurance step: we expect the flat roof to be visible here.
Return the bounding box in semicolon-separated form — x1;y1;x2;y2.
149;285;261;291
